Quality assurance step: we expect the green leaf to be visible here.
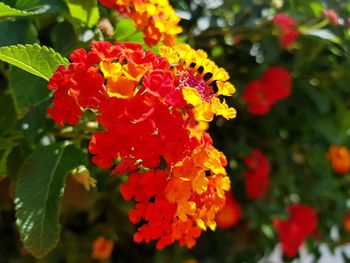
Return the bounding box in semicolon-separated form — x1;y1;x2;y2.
0;148;12;178
15;143;87;258
6;0;42;10
65;0;99;28
114;18;137;41
0;2;48;18
19;101;51;145
50;21;77;56
9;66;50;118
0;44;68;81
0;94;17;137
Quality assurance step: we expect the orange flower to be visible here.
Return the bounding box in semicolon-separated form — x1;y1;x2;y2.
344;212;350;232
92;236;114;261
327;145;350;174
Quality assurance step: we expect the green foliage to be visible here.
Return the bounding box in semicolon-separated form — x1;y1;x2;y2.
0;19;38;47
15;143;87;258
0;44;68;81
0;2;47;17
9;67;50;118
65;0;99;28
114;19;138;41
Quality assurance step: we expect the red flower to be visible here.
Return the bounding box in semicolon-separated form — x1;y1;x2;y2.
242;80;271;115
274;204;318;257
244;149;270;199
273;13;299;49
242;67;292;115
261;67;292;103
215;191;241;229
47;65;82;126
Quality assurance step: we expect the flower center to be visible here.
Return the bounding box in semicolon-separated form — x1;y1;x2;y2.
176;70;214;102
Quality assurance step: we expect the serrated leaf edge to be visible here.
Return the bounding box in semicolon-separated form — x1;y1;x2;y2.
0;44;69;81
0;2;46;17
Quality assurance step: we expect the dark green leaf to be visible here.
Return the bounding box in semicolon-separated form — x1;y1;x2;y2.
0;94;17;137
15;143;87;258
0;19;38;47
9;66;50;118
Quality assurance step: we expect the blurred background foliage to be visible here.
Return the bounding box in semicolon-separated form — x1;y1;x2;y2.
1;0;350;262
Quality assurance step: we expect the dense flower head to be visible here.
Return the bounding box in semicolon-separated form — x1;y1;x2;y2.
242;67;292;115
273;204;318;258
47;41;235;249
327;145;350;174
273;13;300;49
160;44;236;122
244;149;270;199
99;0;182;46
91;236;114;260
120;144;230;249
215;191;241;229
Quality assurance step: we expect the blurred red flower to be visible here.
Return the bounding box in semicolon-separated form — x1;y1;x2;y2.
244;149;270;199
242;67;292;115
273;13;299;49
215;191;241;229
274;204;318;257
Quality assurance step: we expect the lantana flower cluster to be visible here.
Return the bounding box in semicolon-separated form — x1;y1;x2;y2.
99;0;182;46
47;41;236;249
242;67;292;115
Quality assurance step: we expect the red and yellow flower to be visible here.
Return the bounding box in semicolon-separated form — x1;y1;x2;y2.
47;41;236;249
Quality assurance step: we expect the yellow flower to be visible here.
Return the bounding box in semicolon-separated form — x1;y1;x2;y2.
192;171;209;194
211;97;237;120
160;43;236;122
182;87;202;107
215;175;231;198
71;166;96;191
99;61;148;98
177;201;196;221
